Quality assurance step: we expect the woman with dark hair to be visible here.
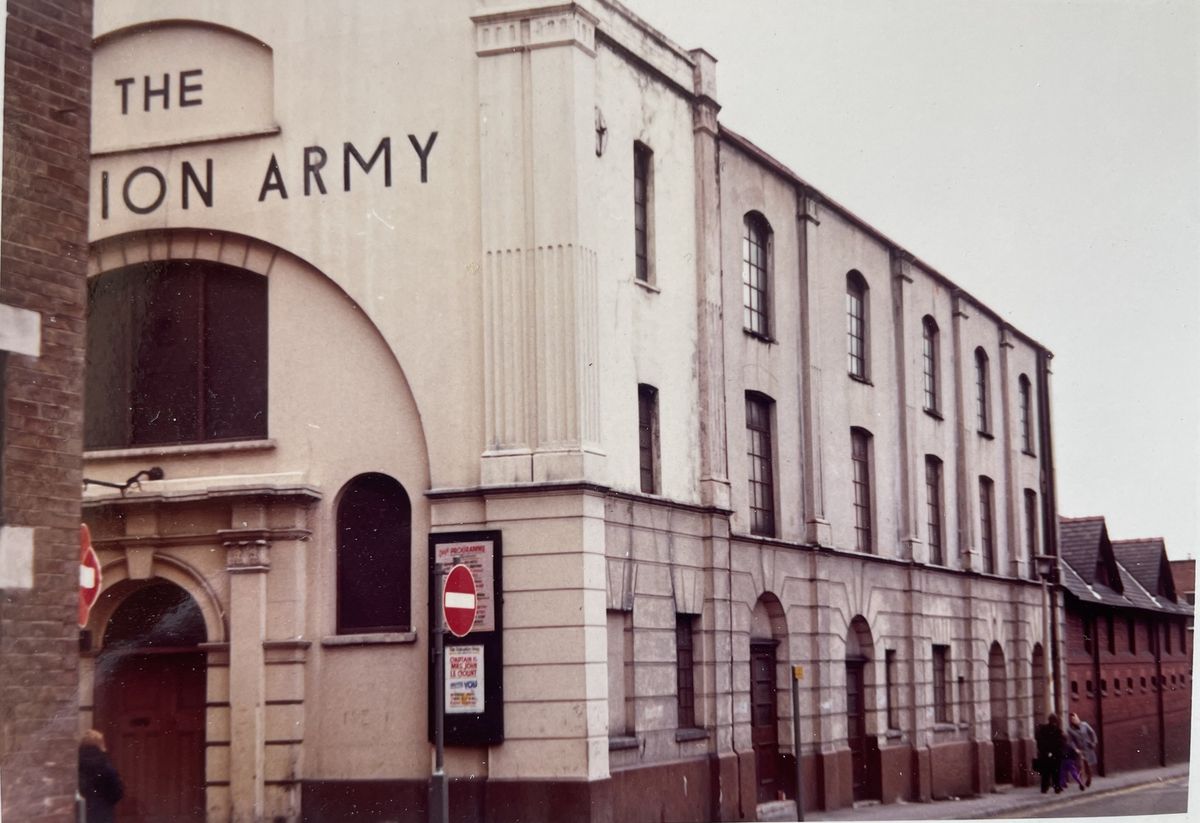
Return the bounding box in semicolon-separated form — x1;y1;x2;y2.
78;729;123;823
1033;713;1065;794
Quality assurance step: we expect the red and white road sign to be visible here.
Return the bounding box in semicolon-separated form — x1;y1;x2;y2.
79;524;102;628
442;564;477;638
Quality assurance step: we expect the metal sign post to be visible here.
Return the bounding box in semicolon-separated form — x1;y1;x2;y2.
792;665;805;821
430;560;450;823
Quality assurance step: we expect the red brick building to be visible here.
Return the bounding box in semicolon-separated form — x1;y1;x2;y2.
0;0;93;819
1059;517;1192;775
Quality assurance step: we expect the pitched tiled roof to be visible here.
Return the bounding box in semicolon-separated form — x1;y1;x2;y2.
1059;516;1106;585
1113;538;1168;598
1058;520;1193;617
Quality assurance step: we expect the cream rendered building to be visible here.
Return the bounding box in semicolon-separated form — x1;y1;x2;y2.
80;2;1064;821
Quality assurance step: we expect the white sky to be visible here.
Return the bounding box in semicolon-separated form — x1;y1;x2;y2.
631;0;1200;559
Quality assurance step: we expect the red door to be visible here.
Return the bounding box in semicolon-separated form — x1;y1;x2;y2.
751;642;780;803
95;651;206;822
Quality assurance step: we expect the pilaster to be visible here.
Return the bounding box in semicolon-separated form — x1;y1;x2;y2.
999;326;1019;576
475;3;604;486
222;506;270;823
891;252;921;561
797;193;831;546
950;292;975;570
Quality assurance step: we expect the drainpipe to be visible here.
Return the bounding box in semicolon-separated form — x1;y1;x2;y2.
1035;350;1063;716
1154;618;1166;767
1089;612;1104;776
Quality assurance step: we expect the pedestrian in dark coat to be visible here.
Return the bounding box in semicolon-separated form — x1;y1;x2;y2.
79;729;123;823
1034;713;1065;794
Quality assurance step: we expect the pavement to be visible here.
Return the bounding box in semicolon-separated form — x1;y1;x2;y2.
793;763;1190;821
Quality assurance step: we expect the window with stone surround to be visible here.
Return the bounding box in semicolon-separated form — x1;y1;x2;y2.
746;392;776;537
676;614;698;729
847;271;869;379
851;428;875;552
932;645;950;722
633;142;653;283
85;260;267;449
975;348;991;435
922;316;940;413
1019;374;1035;453
742;213;771;338
979;476;995;574
336;473;412;634
637;384;659;494
926;456;944;565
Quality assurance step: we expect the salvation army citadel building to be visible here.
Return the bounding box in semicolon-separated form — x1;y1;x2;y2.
81;2;1064;821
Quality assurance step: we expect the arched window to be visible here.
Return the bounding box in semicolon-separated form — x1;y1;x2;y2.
922;316;940;412
847;272;869;379
86;260;268;448
337;473;412;634
974;347;991;434
742;213;772;337
1018;374;1034;453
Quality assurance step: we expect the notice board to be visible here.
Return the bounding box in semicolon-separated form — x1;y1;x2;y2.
428;530;504;745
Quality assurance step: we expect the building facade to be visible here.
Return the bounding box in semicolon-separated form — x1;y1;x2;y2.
0;0;93;819
1059;517;1192;775
81;2;1064;821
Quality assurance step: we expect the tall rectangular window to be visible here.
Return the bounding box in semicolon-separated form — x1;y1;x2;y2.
885;649;898;729
633;143;652;283
1128;616;1137;655
922;316;939;412
1019;375;1034;453
1024;489;1039;579
846;272;868;378
746;393;775;537
979;476;995;574
637;384;659;494
676;614;698;729
851;428;874;552
926;456;944;565
742;214;770;336
975;348;990;434
932;645;950;722
1106;613;1115;654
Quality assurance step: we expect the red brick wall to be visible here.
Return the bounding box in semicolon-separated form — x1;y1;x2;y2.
0;1;92;820
1065;603;1193;776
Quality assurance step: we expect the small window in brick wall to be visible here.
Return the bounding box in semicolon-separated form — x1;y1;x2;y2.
1100;679;1107;695
1086;679;1093;695
1106;614;1115;654
1141;676;1147;691
1071;680;1078;699
1126;677;1133;693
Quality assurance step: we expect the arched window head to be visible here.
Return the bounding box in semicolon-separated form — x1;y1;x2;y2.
337;473;412;634
974;347;991;434
1018;374;1034;453
922;316;940;413
742;213;772;338
846;272;869;379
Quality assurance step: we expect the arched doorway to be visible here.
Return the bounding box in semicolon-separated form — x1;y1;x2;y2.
988;642;1012;785
94;581;207;822
845;617;879;802
750;595;787;804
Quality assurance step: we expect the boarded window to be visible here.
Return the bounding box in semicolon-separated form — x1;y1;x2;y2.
336;473;412;634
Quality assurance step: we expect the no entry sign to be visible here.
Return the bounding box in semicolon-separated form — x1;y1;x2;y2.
442;564;477;638
79;524;102;628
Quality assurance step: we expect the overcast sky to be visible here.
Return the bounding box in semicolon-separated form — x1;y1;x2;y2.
631;0;1200;559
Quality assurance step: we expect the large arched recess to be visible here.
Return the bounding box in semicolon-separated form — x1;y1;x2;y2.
86;228;433;494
